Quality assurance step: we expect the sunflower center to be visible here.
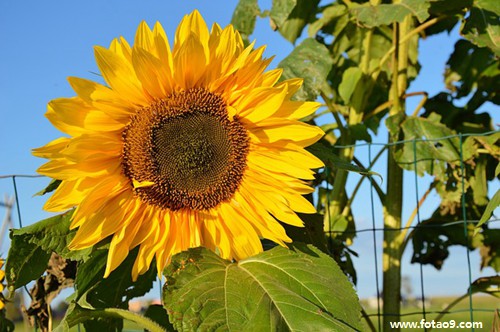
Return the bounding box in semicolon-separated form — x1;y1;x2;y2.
122;88;249;211
154;114;231;191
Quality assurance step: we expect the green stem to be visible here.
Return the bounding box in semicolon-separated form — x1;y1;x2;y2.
382;12;413;331
377;16;446;72
348;155;386;206
361;307;377;332
66;306;167;332
429;293;469;330
326;25;375;231
400;182;436;252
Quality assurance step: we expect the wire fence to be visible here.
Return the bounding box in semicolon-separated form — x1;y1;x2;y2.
322;131;499;331
1;131;499;331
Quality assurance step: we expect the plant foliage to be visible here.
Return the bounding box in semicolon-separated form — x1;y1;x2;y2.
5;0;499;330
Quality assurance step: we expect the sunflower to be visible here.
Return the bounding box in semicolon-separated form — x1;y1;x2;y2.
34;10;324;280
0;259;5;310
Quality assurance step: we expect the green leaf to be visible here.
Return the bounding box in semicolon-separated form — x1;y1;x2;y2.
163;244;362;331
445;39;498;99
478;229;500;272
270;0;296;28
469;276;500;298
339;67;363;104
350;0;431;28
144;305;176;332
282;213;329;254
393;113;461;176
476;188;500;228
54;303;167;332
230;0;260;44
75;248;156;305
5;234;51;291
270;0;320;43
0;313;15;332
307;142;382;179
411;212;475;269
461;0;500;56
67;248;157;331
278;38;333;101
34;179;61;196
308;3;348;37
12;211;91;261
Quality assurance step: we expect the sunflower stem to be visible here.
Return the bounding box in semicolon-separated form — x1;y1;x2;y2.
325;24;375;239
67;306;167;332
382;11;413;331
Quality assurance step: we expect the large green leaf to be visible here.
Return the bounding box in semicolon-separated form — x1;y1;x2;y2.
461;0;500;56
390;113;461;176
230;0;260;44
11;211;91;261
68;248;157;331
163;244;362;331
270;0;320;43
75;248;157;305
350;0;431;28
5;211;90;291
278;38;333;101
5;233;51;291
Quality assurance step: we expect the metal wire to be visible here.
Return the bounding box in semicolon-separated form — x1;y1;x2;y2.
368;144;382;332
1;131;497;331
413;138;428;329
459;133;476;331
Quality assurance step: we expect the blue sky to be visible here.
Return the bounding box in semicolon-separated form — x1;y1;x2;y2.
0;0;498;302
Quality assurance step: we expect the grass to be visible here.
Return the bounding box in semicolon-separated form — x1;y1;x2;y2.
13;295;498;331
361;294;499;331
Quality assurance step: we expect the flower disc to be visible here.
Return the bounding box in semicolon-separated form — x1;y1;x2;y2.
122;88;249;211
34;10;325;280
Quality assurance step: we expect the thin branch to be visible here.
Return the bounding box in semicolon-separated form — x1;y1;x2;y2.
364;91;428;121
375;17;443;76
428;293;469;331
361;307;378;332
352;157;386;203
344;149;387;214
321;91;347;137
401;182;437;251
409;91;429;117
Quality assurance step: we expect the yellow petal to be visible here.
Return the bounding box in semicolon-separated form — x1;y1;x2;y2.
132;47;166;99
250;120;324;146
68;77;134;121
134;21;154;53
237;85;288;123
94;46;148;105
32;137;70;158
175;10;209;57
173;34;207;88
132;179;155;188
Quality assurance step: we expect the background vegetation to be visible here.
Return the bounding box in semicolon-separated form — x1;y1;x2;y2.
1;0;499;331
